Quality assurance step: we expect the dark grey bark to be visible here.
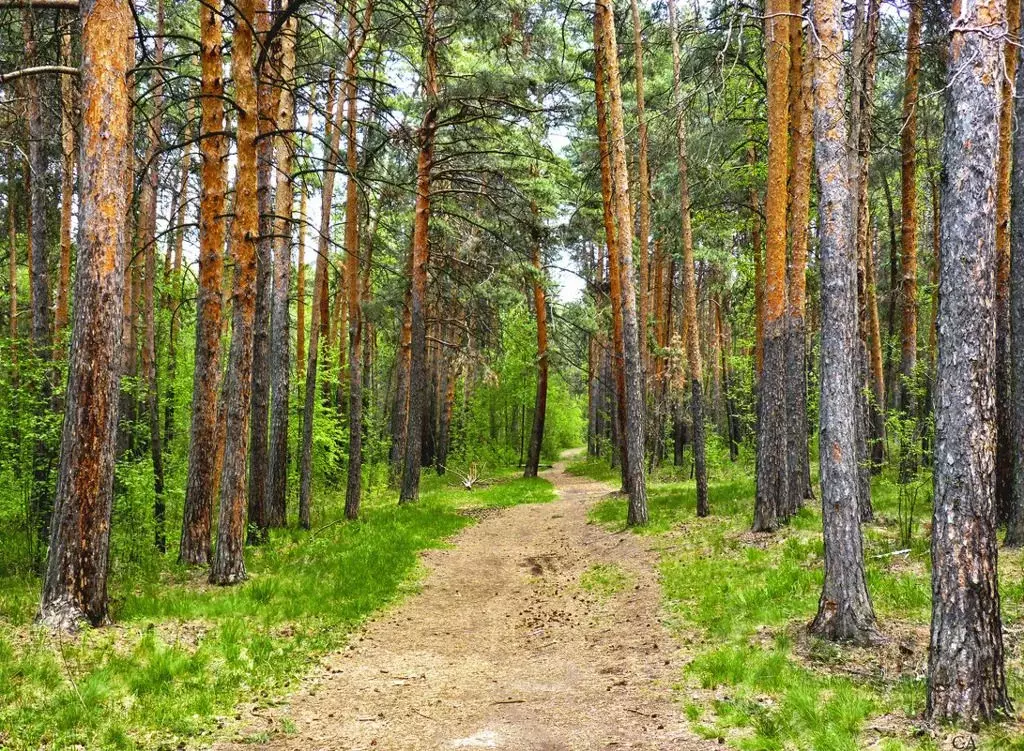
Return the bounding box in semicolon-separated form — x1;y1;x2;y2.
784;313;808;513
266;204;291;530
247;124;274;543
855;341;873;521
754;323;787;531
927;0;1011;720
807;0;880;645
23;7;54;548
399;0;438;505
1007;41;1024;547
524;229;548;479
39;0;131;630
267;15;296;529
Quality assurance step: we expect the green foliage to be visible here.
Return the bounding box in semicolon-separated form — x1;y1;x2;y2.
454;302;584;470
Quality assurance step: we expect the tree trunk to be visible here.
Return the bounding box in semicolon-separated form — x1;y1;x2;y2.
296;111;312;383
1008;41;1024;547
181;0;227;565
668;0;706;517
389;280;412;480
343;0;372;519
38;0;132;631
596;0;647;525
266;6;297;529
754;0;789;532
399;0;439;505
927;0;1011;720
139;0;166;552
23;5;55;549
851;0;882;505
807;0;880;645
629;0;650;371
248;0;279;543
54;18;74;348
7;164;16;352
524;210;548;478
995;0;1021;523
210;0;259;585
898;0;922;417
749;144;764;376
785;0;813;508
593;17;629;494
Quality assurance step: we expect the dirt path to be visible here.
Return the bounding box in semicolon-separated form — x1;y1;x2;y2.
218;452;715;750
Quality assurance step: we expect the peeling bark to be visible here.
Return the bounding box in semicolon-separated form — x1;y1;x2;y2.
181;0;227;566
210;0;260;585
807;0;880;645
597;0;647;525
927;0;1011;720
267;5;297;529
754;0;789;532
39;0;132;631
399;0;439;505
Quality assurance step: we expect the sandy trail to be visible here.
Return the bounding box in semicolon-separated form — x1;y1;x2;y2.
217;452;715;750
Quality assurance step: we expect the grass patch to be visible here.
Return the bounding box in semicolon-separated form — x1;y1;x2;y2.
564;455;621;484
579;563;631;598
583;452;1024;750
0;469;553;750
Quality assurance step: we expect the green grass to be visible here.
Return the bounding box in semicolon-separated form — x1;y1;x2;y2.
579;563;631;598
0;470;554;750
573;452;1024;750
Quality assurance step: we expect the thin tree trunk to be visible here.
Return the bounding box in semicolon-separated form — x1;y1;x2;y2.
749;144;764;376
7;167;16;352
181;0;227;565
343;0;373;519
248;0;280;543
596;0;647;525
754;0;789;532
524;204;548;478
38;0;132;631
398;0;439;505
54;18;74;347
23;6;54;549
629;0;650;370
593;18;629;493
898;0;922;416
1006;39;1024;546
927;0;1011;720
139;0;166;552
807;0;880;645
785;0;813;507
296;109;312;381
266;5;297;529
995;0;1021;522
667;0;706;517
389;279;412;480
210;0;259;585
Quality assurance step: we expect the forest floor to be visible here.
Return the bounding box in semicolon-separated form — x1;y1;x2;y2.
216;450;716;751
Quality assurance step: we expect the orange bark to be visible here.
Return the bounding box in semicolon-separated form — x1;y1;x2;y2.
629;0;651;361
763;0;789;330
